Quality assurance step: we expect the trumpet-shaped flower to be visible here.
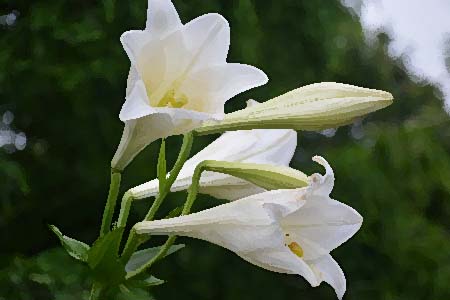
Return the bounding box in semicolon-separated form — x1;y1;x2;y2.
111;0;268;170
129;124;297;200
135;157;362;299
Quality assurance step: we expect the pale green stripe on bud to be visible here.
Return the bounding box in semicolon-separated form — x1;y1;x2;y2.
200;160;308;190
195;82;393;135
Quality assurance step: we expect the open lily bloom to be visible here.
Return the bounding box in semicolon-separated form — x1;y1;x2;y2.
135;156;363;299
129;125;297;200
111;0;268;170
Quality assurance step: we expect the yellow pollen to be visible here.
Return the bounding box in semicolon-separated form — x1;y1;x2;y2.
157;89;188;108
288;242;304;258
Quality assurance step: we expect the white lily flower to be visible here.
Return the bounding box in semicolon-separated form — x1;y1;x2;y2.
135;157;362;299
111;0;268;170
129;124;297;201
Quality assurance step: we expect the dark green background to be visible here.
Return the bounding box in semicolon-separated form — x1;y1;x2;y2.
1;0;449;299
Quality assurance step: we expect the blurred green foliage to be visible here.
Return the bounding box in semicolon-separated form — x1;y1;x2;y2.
0;0;449;299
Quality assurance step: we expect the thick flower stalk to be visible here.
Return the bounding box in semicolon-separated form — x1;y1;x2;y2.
111;0;268;171
135;156;362;299
129;126;297;201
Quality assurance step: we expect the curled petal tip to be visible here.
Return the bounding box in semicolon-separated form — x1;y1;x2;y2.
312;156;333;176
310;156;334;196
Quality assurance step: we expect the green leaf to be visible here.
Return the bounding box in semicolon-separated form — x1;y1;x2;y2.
48;225;89;262
115;284;151;300
88;227;126;285
127;275;165;288
125;244;184;274
157;138;167;190
140;275;165;287
200;160;309;190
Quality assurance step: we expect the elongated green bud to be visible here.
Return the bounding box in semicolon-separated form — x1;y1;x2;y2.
195;82;393;135
199;160;308;190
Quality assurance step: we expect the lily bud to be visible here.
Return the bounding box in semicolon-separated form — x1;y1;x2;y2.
199;160;308;190
195;82;393;135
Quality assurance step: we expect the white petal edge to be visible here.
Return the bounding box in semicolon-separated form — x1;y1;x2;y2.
243;248;319;287
121;30;154;67
145;0;182;35
309;254;346;299
182;13;230;70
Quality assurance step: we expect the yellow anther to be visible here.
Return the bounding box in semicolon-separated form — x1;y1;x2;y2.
288;242;304;258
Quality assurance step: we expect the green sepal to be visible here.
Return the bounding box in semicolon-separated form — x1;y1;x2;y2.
48;225;89;262
157;138;167;191
200;160;309;190
125;244;184;274
88;227;126;285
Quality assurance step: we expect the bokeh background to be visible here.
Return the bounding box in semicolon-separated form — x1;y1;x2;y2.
1;0;449;299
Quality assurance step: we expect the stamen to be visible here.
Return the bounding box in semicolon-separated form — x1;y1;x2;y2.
288;242;304;258
157;89;188;108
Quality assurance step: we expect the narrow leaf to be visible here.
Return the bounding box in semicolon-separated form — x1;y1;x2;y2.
48;225;89;262
88;227;124;269
88;228;126;284
125;244;184;274
157;138;167;190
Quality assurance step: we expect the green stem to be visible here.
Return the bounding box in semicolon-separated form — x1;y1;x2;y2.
120;132;194;263
126;235;177;279
89;281;103;300
100;170;122;237
181;161;205;215
126;161;206;278
117;191;134;229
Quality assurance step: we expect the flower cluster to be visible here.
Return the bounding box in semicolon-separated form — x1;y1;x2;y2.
50;1;393;299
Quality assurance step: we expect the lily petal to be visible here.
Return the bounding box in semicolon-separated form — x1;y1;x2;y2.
120;80;155;121
245;248;319;287
182;13;230;70
309;155;334;196
283;198;362;259
121;30;155;67
309;254;346;300
145;0;182;35
179;63;269;115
